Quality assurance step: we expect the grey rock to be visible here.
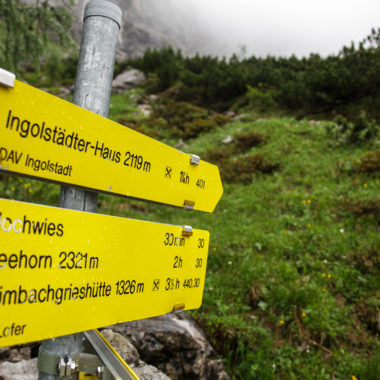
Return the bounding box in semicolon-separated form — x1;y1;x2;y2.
222;135;233;144
99;329;170;380
224;111;236;118
0;347;9;360
8;347;31;363
137;104;152;117
112;69;146;93
132;364;171;380
175;139;185;149
100;329;141;367
0;358;38;380
108;312;230;380
58;84;74;98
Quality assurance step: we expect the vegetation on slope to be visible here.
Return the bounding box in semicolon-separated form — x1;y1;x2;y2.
2;88;378;379
107;97;379;379
1;21;379;379
119;28;380;122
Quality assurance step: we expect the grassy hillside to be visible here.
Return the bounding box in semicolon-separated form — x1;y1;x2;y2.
1;90;379;380
104;92;380;379
106;94;380;379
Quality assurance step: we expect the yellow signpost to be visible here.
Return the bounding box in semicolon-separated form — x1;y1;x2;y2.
0;198;209;347
0;80;223;212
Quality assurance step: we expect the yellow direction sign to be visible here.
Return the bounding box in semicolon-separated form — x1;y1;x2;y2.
0;198;210;347
0;80;223;212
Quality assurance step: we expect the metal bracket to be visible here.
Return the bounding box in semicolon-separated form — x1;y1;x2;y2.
37;349;62;376
189;154;200;166
183;200;195;211
37;349;104;378
84;0;122;28
84;330;136;380
0;68;15;88
63;356;78;376
182;225;193;237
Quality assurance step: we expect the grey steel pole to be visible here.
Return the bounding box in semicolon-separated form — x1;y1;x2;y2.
38;1;121;379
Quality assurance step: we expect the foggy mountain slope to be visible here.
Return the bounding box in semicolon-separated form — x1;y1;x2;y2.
72;0;223;59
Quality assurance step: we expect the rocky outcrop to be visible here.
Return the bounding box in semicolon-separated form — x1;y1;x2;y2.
0;312;229;380
100;329;170;379
0;345;39;380
112;69;146;93
106;312;230;380
0;358;38;380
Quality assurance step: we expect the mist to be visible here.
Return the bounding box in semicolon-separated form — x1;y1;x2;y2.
73;0;380;59
154;0;380;58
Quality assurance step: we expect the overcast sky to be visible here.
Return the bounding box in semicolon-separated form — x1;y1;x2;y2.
168;0;380;58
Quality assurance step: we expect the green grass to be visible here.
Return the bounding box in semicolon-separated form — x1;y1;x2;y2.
101;97;379;379
1;90;379;380
99;97;380;379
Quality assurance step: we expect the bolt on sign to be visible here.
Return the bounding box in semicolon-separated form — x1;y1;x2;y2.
0;199;209;347
0;80;223;212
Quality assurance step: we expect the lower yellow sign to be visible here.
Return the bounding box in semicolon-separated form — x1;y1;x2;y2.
0;199;209;347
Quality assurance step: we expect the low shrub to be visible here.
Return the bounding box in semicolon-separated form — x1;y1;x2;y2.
234;131;267;152
222;154;279;183
203;146;233;165
357;151;380;173
180;119;218;139
246;85;278;112
155;101;208;124
151;101;229;140
343;198;380;223
349;111;379;143
328;112;379;144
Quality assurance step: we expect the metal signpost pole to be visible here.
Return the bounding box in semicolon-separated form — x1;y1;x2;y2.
38;1;122;379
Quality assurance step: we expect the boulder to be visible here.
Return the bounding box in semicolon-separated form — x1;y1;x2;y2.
107;311;230;380
0;313;230;380
100;329;141;367
0;358;38;380
222;135;233;144
112;69;146;93
7;348;31;363
100;329;170;379
132;364;171;380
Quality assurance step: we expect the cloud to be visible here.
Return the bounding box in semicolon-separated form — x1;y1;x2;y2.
165;0;380;57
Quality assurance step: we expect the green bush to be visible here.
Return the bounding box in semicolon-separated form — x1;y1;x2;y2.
343;198;380;223
234;131;267;152
246;85;277;112
150;101;229;140
357;151;380;173
220;154;279;183
180;119;218;139
123;28;380;119
327;112;379;144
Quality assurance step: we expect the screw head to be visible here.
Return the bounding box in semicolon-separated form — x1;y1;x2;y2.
96;366;104;378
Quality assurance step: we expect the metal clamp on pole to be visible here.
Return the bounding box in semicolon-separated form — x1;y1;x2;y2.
0;68;15;88
182;225;193;237
38;349;104;378
189;154;200;166
183;200;195;211
84;0;122;27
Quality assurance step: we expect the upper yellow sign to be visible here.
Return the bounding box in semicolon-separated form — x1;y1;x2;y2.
0;80;223;212
0;198;209;347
